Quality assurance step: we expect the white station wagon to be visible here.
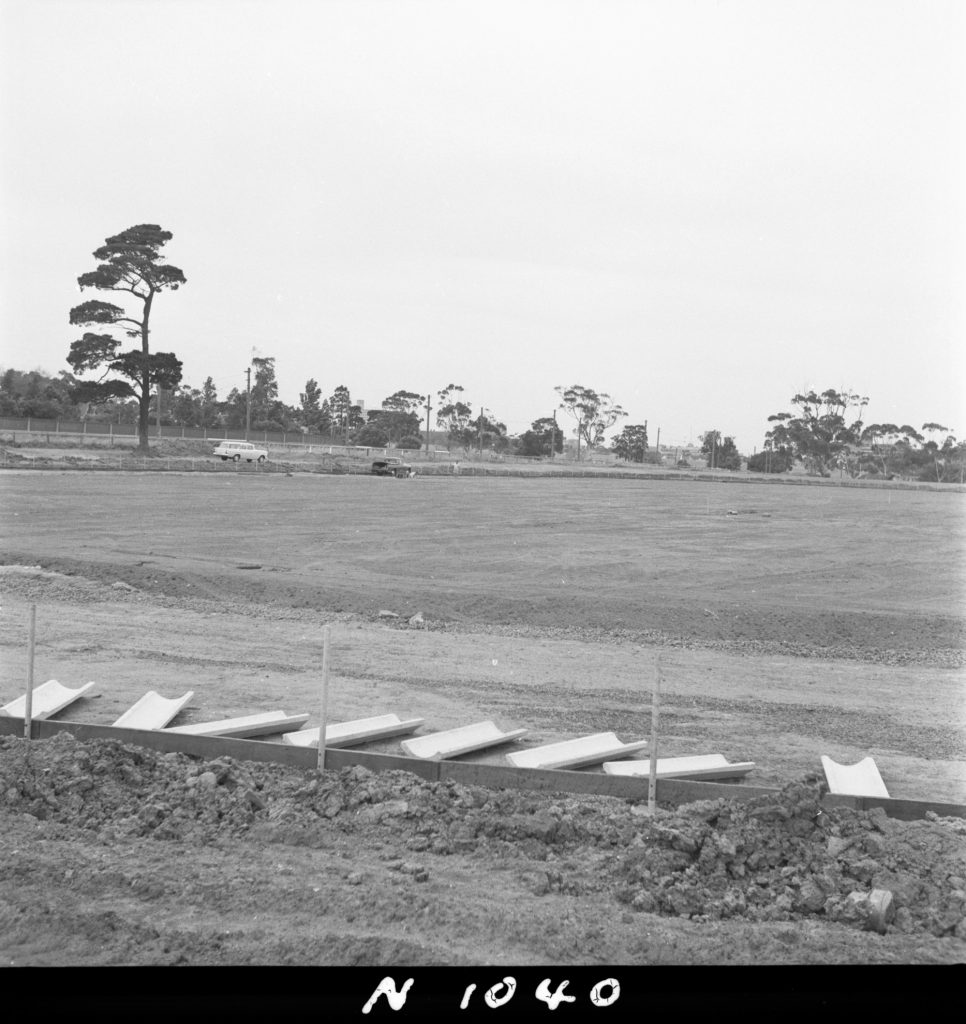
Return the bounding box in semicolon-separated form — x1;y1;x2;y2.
212;440;268;463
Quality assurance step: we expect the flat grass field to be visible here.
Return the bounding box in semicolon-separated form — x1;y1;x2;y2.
3;470;964;643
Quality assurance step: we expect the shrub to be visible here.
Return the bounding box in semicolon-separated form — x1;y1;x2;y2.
352;424;390;447
747;450;794;473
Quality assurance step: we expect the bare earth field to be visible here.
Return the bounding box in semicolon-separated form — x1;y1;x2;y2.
1;463;965;980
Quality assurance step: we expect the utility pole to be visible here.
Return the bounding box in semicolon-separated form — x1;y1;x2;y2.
478;406;484;456
156;387;163;438
549;410;557;461
424;392;432;454
245;365;252;441
655;425;660;452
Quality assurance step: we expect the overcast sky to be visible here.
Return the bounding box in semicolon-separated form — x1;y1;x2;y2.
1;0;963;450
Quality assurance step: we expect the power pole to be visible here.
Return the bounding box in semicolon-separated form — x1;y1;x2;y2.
156;387;163;438
549;410;557;461
245;365;252;441
424;392;432;454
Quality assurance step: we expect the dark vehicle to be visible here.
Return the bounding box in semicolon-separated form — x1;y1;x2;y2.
371;457;416;478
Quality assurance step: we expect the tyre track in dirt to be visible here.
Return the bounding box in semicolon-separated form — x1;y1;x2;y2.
5;547;964;666
413;677;966;761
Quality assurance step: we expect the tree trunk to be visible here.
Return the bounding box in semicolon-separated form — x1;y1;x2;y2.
137;388;151;451
137;290;155;452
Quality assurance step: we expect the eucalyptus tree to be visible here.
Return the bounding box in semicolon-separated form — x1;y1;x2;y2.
555;384;627;460
436;384;475;450
765;389;868;476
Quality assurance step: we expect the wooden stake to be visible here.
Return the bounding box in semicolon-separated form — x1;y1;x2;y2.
647;657;661;814
24;604;36;741
317;624;331;772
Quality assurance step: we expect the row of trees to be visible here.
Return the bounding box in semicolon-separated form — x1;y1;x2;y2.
11;224;963;480
759;389;964;483
56;224;650;458
0;361;587;460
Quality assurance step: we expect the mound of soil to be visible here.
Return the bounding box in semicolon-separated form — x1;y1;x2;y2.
1;733;963;965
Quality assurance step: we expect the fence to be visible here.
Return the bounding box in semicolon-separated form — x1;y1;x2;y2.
0;417;561;461
0;416;345;447
0;452;540;476
0;418;582;464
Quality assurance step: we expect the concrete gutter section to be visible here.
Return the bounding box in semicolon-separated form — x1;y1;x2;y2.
603;754;757;780
401;721;528;760
281;714;425;748
1;680;96;720
112;690;194;730
166;711;310;738
821;755;890;798
506;732;649;770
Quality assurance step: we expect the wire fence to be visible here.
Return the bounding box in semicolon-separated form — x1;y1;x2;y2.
0;416;622;464
0;416;334;446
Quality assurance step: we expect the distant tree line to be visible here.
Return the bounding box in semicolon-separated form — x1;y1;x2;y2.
49;223;638;458
10;224;965;479
0;360;620;460
5;363;960;481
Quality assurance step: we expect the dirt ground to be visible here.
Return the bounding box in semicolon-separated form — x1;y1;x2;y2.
0;459;964;972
